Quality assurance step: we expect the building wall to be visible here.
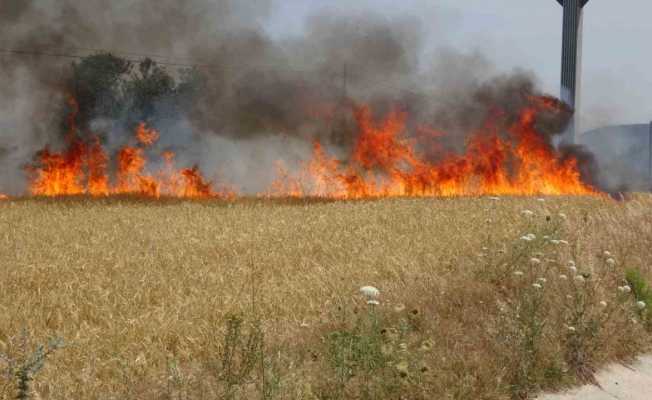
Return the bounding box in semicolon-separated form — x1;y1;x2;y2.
579;124;651;191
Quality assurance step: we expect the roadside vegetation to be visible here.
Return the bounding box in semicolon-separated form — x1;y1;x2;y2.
1;194;651;399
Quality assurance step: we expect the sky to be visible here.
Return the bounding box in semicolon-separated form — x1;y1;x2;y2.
267;0;652;132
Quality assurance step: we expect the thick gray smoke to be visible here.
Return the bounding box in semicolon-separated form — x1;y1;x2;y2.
0;0;593;195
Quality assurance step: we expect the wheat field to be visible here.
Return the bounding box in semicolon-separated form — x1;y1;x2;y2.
1;195;652;399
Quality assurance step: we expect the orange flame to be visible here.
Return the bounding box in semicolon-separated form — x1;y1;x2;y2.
28;112;220;198
135;122;160;146
25;96;596;200
268;100;595;198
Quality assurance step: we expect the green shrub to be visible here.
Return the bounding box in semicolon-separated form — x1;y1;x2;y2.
204;313;265;399
625;269;652;330
0;329;65;400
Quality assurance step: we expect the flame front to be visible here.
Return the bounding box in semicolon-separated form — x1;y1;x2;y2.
268;100;595;198
26;96;595;199
27;105;222;198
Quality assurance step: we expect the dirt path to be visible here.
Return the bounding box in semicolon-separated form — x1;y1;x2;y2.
538;355;652;400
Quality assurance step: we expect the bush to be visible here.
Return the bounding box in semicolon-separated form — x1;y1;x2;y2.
0;329;65;400
626;269;652;330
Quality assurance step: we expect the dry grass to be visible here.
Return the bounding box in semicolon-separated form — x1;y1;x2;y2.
1;194;652;399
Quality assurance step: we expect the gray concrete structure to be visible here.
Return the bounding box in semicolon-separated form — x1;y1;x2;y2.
580;123;652;191
555;0;590;144
649;121;652;187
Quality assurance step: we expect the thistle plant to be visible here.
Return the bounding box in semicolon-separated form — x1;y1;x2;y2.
320;285;416;399
0;329;65;400
203;312;265;399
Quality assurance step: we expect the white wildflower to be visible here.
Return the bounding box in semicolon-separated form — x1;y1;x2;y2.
566;294;573;300
574;275;585;284
537;277;547;284
395;360;409;374
569;266;578;275
537;198;546;202
135;352;147;366
530;257;541;265
599;301;608;308
532;283;543;289
606;258;616;266
543;235;550;240
559;213;567;220
637;301;646;310
489;196;500;201
567;260;576;267
603;251;612;257
623;285;632;293
559;274;568;280
360;286;380;299
521;210;535;217
513;271;524;277
520;233;536;242
567;326;576;333
618;286;625;293
367;300;380;306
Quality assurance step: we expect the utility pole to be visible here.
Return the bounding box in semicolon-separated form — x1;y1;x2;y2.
330;64;349;146
554;0;590;144
342;64;348;101
649;121;652;191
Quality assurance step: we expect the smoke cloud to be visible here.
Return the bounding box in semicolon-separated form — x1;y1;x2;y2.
0;0;596;195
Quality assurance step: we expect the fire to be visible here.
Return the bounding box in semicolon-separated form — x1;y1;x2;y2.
268;98;595;198
0;193;8;200
25;95;596;200
27;100;221;198
135;122;160;146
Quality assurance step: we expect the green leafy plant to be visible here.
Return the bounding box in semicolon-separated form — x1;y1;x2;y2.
505;284;549;399
204;312;264;400
0;329;65;400
561;280;603;384
323;303;407;400
626;269;652;329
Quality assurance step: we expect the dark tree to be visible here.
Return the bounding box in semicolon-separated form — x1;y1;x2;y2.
64;54;202;137
69;53;131;129
123;58;176;125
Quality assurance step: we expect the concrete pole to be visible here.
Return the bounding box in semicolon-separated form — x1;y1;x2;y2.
556;0;590;145
649;121;652;190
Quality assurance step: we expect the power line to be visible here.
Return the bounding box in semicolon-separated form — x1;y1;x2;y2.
0;48;215;68
0;48;82;60
61;46;208;64
0;47;426;98
0;47;336;75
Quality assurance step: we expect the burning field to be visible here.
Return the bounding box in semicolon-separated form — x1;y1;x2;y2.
0;1;611;201
3;2;652;399
7;92;596;201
